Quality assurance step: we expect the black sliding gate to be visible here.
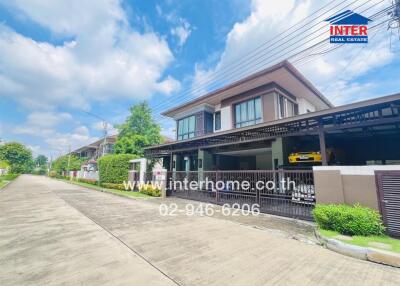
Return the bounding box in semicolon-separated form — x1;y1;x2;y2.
166;170;315;221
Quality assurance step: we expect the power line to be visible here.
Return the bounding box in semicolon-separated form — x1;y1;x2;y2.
148;0;354;113
149;0;382;117
152;1;390;127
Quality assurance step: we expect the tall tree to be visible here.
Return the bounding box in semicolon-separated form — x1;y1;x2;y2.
51;155;84;174
35;155;48;167
115;102;162;156
0;142;34;173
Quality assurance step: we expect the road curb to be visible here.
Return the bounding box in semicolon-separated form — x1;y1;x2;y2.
56;178;155;201
0;180;12;191
314;229;400;268
0;175;19;191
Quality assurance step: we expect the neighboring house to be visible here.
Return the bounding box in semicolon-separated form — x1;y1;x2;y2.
71;135;117;171
72;135;117;161
145;60;400;172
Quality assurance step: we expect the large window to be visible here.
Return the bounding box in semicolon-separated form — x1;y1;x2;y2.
234;97;262;128
177;115;196;140
278;94;298;119
215;111;221;131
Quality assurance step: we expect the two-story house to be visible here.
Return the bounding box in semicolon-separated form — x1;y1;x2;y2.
146;61;332;172
145;60;400;172
71;134;117;170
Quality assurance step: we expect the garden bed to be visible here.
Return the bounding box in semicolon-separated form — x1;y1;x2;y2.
58;178;152;199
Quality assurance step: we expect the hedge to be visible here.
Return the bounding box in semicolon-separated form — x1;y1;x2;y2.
139;184;161;197
101;182;126;190
313;204;385;236
77;178;98;185
98;154;137;184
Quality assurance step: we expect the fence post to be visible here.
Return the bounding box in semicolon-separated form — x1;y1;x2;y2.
153;169;167;198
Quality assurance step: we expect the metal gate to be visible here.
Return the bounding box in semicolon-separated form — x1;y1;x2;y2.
375;171;400;237
167;170;315;221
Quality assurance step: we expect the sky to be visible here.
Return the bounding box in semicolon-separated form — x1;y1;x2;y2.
0;0;399;158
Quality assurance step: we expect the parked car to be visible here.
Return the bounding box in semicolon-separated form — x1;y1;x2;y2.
288;151;322;164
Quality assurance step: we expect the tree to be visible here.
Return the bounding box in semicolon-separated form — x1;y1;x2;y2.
113;134;149;157
0;142;34;173
51;155;85;174
115;102;162;156
35;155;48;167
0;160;9;169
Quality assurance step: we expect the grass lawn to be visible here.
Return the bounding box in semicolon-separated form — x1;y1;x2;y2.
0;174;19;189
319;229;400;253
61;179;151;199
0;180;8;189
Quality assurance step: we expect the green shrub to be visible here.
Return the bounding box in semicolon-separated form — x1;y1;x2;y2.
48;170;57;178
98;154;137;184
32;167;47;175
139;184;161;197
101;182;126;190
0;173;19;181
77;178;98;185
313;204;385;236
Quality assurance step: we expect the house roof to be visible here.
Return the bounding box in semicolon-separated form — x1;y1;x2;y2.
325;10;372;25
71;134;117;154
145;92;400;155
162;60;333;118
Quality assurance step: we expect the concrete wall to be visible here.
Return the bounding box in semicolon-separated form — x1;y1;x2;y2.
298;98;316;114
313;165;400;211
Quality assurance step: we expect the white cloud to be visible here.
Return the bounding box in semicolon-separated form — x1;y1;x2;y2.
44;130;98;155
91;121;118;135
171;19;192;46
0;0;180;110
193;0;396;106
12;110;98;155
27;145;41;157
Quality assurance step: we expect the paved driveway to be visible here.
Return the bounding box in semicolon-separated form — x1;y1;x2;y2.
1;175;400;285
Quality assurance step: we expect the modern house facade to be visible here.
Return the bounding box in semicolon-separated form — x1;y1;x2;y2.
146;60;400;172
155;61;333;172
145;60;400;222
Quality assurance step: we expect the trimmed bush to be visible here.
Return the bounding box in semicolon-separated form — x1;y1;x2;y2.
101;182;126;190
77;178;98;185
139;185;161;197
313;204;385;236
48;170;57;178
98;154;137;184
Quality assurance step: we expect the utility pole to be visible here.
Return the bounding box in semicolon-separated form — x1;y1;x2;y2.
102;121;108;157
67;145;71;179
81;111;111;158
49;155;52;173
389;0;400;30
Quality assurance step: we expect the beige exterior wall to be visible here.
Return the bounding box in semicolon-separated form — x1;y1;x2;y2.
314;166;400;211
314;170;345;205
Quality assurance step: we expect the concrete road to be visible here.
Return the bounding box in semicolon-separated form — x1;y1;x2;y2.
1;175;400;286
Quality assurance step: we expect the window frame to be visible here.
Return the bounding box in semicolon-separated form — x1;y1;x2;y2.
214;111;221;131
234;96;262;128
177;115;196;140
278;93;298;119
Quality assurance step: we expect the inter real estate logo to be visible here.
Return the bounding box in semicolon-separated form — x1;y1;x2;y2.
325;10;372;44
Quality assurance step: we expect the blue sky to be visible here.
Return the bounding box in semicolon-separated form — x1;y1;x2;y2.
0;0;399;158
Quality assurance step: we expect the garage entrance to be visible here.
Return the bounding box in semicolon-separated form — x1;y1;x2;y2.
375;171;400;237
168;169;315;221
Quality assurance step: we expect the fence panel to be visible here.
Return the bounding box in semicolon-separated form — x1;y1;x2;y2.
166;170;315;220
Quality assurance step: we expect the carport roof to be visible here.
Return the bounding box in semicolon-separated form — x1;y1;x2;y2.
145;93;400;156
